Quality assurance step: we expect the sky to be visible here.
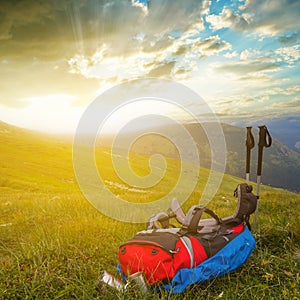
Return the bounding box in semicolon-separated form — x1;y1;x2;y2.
0;0;300;136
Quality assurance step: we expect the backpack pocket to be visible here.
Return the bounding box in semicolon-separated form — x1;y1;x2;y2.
118;231;181;284
118;239;176;284
118;230;210;284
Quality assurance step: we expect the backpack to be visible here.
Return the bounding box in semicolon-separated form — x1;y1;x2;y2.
118;183;257;292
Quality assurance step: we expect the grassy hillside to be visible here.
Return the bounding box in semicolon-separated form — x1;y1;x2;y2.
0;122;299;299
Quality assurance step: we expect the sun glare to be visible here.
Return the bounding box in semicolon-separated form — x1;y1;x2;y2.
0;94;83;134
99;99;185;135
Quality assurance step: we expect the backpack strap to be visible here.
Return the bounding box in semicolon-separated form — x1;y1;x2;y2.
146;198;186;230
147;212;170;230
233;183;257;230
244;215;252;231
170;198;186;224
179;206;221;235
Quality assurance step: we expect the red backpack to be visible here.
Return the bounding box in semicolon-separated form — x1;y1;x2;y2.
118;183;257;285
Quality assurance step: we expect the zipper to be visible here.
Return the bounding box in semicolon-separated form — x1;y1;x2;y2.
122;239;176;256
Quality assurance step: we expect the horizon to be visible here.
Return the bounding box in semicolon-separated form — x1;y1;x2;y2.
0;0;299;138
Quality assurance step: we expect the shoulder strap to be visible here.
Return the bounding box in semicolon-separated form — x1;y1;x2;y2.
146;198;187;229
179;206;221;235
233;183;257;230
170;198;186;224
147;212;170;230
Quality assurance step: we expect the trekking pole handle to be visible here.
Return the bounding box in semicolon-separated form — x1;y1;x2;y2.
257;125;272;176
246;127;255;175
258;125;272;148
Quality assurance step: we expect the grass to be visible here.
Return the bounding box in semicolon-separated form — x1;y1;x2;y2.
0;124;299;299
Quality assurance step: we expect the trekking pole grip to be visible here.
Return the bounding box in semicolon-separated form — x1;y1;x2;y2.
246;127;255;179
257;125;272;177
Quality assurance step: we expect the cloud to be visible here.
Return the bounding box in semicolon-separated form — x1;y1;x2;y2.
0;1;83;59
239;49;260;60
0;1;54;41
0;0;219;108
240;49;250;60
146;61;176;77
208;81;300;125
216;86;300;114
279;31;300;45
213;57;280;79
212;45;298;84
0;59;100;108
0;0;215;78
206;0;300;36
224;51;238;58
0;0;209;54
214;94;267;109
275;45;300;65
173;45;188;56
206;8;249;32
171;35;232;60
244;0;300;35
142;35;174;54
0;0;214;58
131;0;149;15
271;96;300;109
68;47;163;80
264;85;300;96
0;0;234;86
68;28;232;81
193;36;232;56
212;93;298;125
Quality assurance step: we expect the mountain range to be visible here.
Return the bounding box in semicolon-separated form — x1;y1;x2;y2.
1;120;299;193
105;122;300;193
233;116;300;154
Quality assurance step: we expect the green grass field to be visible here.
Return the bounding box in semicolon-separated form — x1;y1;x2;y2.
0;124;299;299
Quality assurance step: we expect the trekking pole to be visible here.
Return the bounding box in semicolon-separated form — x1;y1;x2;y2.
253;125;272;232
245;127;255;183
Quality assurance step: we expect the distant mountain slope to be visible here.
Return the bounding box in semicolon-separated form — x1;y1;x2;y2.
123;123;300;192
259;117;300;154
1;120;299;193
0;121;76;192
221;124;300;192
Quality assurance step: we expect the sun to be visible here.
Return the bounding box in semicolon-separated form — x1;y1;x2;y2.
0;94;83;134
